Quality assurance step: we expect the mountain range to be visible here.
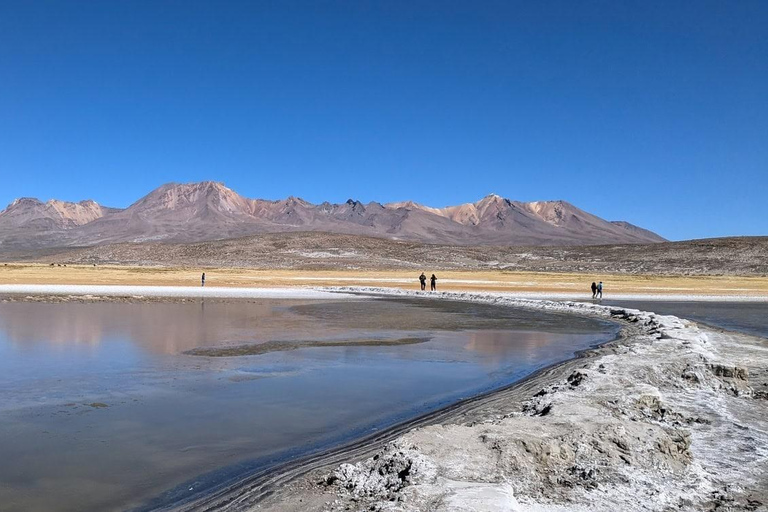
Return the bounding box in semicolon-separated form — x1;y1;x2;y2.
0;181;664;253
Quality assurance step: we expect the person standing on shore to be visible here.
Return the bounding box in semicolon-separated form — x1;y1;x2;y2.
430;274;437;291
597;281;603;299
419;273;427;291
201;272;206;287
591;281;597;298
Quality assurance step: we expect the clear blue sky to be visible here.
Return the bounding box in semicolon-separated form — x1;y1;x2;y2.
1;1;766;240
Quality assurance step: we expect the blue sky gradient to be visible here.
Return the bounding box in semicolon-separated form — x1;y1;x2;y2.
1;1;766;240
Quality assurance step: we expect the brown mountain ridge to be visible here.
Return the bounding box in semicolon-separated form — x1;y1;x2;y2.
0;181;665;253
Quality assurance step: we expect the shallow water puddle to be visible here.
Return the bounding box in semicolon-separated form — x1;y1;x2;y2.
0;297;618;511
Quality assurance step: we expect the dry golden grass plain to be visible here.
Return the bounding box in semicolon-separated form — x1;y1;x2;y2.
1;263;768;296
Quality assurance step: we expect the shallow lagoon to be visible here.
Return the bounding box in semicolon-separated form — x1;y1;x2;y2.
602;300;768;339
0;297;618;511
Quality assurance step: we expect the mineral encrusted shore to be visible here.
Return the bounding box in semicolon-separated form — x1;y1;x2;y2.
237;289;768;512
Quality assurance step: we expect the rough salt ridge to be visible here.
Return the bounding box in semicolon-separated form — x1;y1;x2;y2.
311;287;768;512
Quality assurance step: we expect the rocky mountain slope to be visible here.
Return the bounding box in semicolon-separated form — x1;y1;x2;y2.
0;181;665;253
0;198;118;229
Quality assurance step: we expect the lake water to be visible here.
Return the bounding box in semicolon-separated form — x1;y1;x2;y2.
0;297;618;511
602;300;768;339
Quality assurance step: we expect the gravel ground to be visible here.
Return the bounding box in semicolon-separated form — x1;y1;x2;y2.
11;233;768;276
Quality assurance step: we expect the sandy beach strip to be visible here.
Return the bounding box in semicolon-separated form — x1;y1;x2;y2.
2;264;768;297
186;288;768;512
0;284;358;300
1;283;767;303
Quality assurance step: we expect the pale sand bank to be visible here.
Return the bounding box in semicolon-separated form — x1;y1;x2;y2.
2;264;768;297
0;284;766;302
0;284;356;300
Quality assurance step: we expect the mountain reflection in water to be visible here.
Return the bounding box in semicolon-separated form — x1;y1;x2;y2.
0;298;606;356
0;300;337;354
463;330;568;363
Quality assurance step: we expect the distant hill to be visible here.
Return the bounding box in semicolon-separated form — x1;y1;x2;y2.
0;181;665;253
24;233;768;276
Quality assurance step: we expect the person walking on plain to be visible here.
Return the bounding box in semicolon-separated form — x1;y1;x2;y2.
591;281;597;299
596;281;603;299
419;272;427;291
201;272;206;287
430;274;437;292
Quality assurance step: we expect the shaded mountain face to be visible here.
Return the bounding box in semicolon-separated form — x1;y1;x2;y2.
0;181;665;252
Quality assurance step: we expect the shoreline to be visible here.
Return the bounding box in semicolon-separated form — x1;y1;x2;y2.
0;284;359;300
224;289;768;512
144;351;614;512
153;309;626;511
1;283;768;303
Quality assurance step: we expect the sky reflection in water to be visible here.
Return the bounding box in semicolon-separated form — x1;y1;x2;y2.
0;298;617;512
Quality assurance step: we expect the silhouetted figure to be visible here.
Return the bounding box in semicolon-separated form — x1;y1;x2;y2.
591;282;597;298
430;274;437;291
419;272;427;291
201;272;206;287
597;281;603;299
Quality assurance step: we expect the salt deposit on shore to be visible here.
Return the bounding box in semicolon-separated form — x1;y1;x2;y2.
0;284;356;300
1;283;767;302
309;283;768;302
244;288;768;512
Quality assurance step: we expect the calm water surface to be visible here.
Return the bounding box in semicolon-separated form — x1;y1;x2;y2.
602;300;768;339
0;297;618;511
